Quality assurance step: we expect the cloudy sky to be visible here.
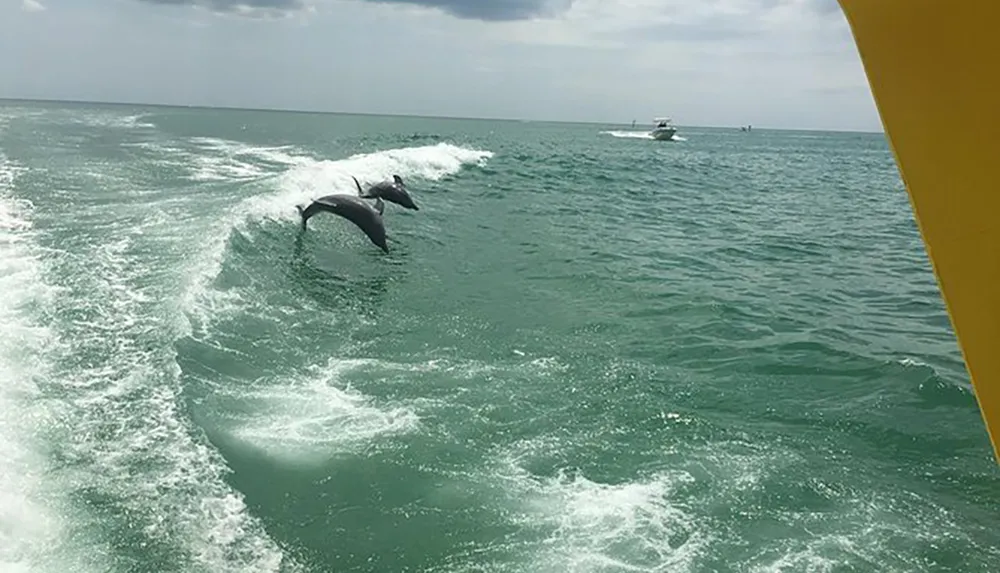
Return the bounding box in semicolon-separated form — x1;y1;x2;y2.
1;0;881;131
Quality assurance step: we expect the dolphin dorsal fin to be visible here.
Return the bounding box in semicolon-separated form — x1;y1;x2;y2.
352;175;363;196
393;175;404;186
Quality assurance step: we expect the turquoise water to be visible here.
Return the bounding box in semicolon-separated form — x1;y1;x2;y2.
0;99;996;573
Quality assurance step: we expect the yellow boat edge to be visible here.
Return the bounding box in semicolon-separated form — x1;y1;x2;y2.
836;0;1000;462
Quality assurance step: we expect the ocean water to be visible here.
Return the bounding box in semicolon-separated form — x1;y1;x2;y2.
0;99;997;573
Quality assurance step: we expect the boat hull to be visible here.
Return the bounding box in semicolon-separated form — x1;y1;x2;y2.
650;128;676;140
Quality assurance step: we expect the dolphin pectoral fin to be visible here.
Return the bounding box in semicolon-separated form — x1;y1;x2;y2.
375;197;385;216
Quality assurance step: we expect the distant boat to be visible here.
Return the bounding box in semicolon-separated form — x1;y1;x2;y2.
650;117;678;141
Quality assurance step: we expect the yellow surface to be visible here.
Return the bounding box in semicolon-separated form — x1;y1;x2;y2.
836;0;1000;461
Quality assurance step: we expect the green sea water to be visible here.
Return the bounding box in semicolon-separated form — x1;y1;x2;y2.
0;99;996;573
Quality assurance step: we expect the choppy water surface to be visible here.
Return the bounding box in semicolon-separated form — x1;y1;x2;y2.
0;100;996;573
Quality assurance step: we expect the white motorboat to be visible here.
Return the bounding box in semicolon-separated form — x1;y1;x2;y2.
650;117;677;140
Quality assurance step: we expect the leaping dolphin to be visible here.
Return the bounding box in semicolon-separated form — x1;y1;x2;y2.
296;191;389;253
353;174;420;211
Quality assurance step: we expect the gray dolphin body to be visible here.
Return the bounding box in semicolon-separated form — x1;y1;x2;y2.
296;193;389;253
353;174;419;211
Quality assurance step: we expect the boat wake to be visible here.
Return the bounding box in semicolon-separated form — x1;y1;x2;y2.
177;139;495;469
1;107;497;572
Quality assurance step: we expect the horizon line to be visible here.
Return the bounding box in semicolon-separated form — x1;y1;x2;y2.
0;96;885;135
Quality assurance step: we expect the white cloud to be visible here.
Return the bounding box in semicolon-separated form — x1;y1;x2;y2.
467;0;847;50
0;0;880;131
22;0;46;12
387;0;871;129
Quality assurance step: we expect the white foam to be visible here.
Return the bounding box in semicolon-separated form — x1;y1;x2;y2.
0;157;103;572
748;541;844;573
217;358;420;467
121;137;307;184
490;440;707;573
897;356;928;368
357;353;568;381
602;130;655;140
8;146;295;571
48;230;291;572
187;137;311;182
63;110;157;131
246;141;493;223
177;223;246;337
189;137;308;166
601;130;687;142
527;471;705;572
